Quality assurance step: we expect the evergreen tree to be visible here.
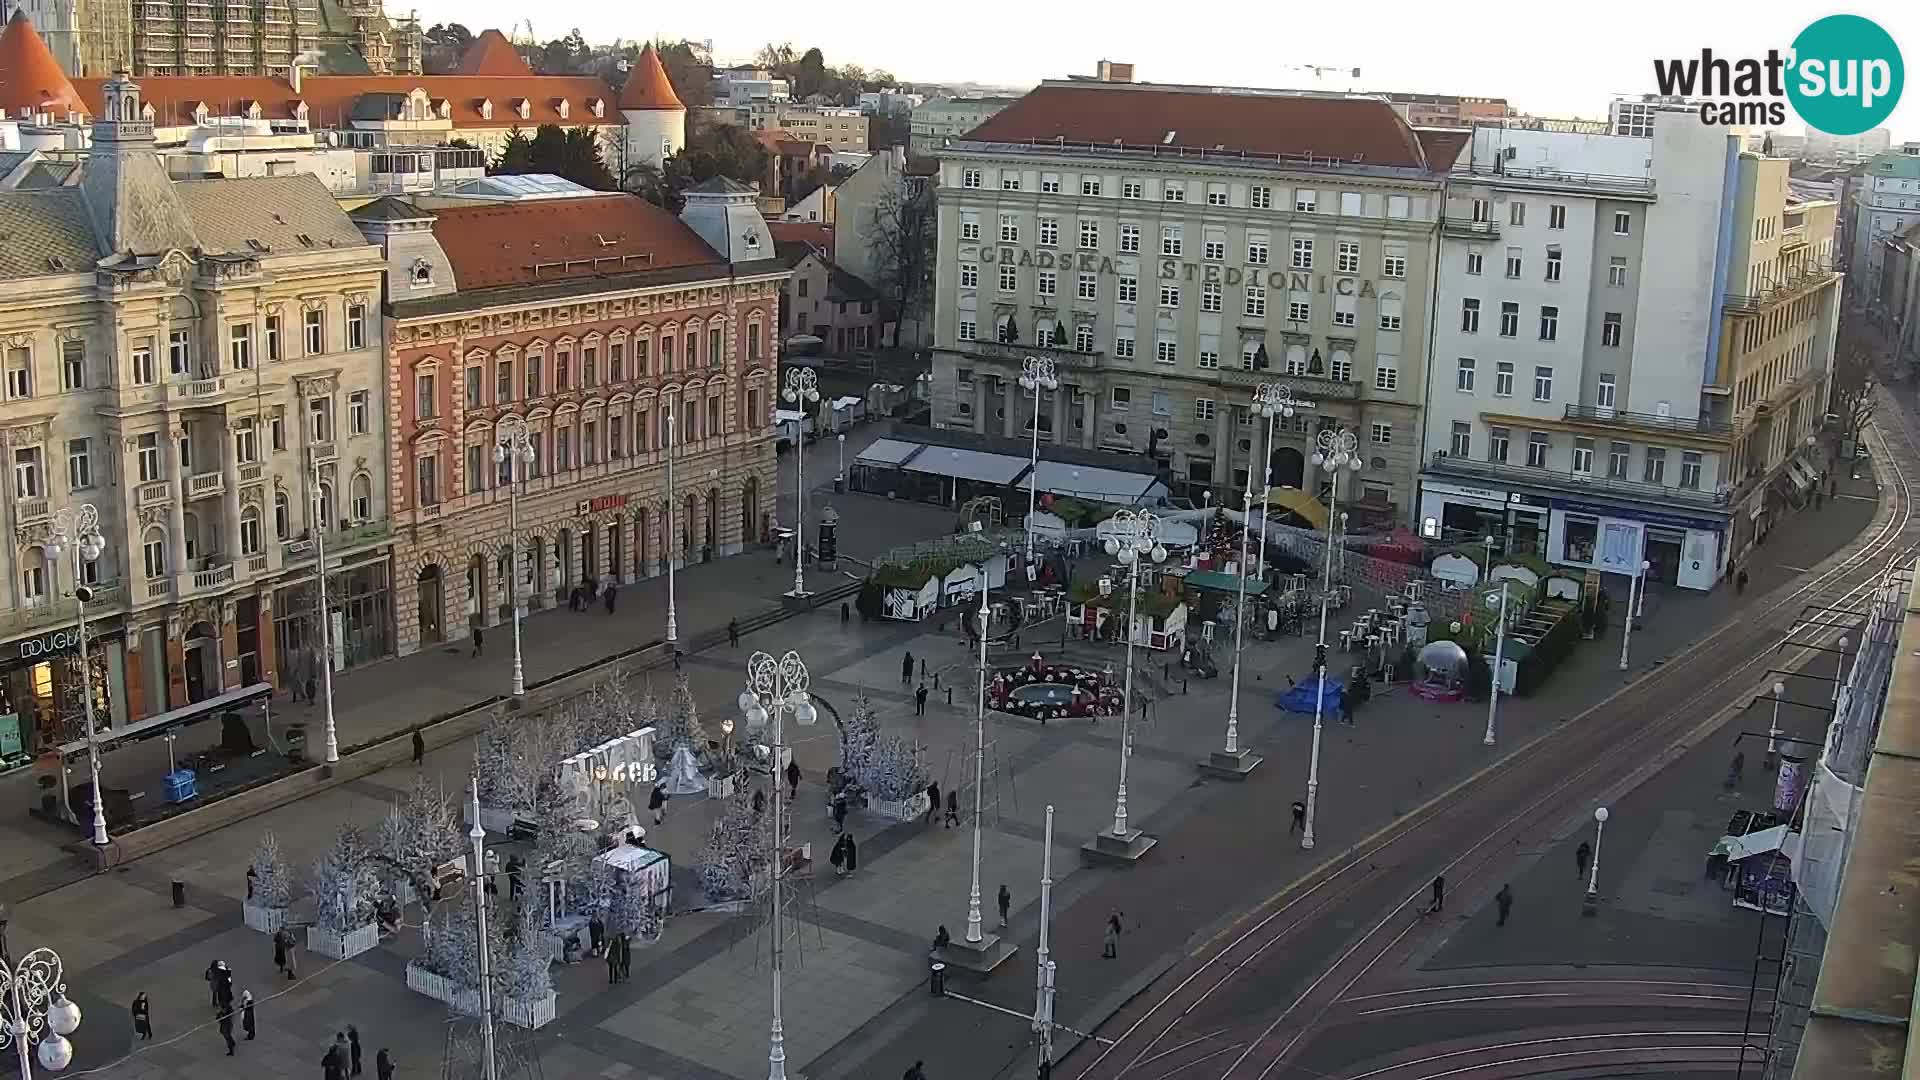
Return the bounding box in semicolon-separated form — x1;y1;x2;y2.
493;127;535;173
309;825;380;933
476;708;531;812
528;769;595;897
865;734;929;802
657;671;711;766
695;786;768;902
249;829;293;909
528;125;569;175
382;776;462;892
840;690;880;790
561;127;616;190
498;895;553;1001
581;668;640;745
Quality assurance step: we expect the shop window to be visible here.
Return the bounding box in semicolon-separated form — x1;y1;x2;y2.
1562;517;1598;563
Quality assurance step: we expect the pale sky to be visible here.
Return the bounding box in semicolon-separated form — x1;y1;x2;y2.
415;0;1920;143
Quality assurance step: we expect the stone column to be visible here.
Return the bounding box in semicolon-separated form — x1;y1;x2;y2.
167;422;189;578
1051;387;1065;446
1002;377;1017;438
221;421;242;565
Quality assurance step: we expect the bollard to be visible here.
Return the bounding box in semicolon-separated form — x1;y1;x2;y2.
929;961;947;997
171;880;186;908
946;687;953;706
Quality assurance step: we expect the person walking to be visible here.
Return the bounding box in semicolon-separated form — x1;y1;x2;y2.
786;758;800;799
729;618;740;648
901;651;915;686
349;1025;364;1076
1428;875;1446;914
241;990;256;1040
915;683;929;716
284;933;300;980
844;832;858;875
1290;800;1307;834
217;1006;236;1055
618;932;633;982
944;789;960;828
997;884;1011;929
1339;690;1355;726
604;582;619;614
830;834;847;877
376;1049;395;1080
606;933;621;984
131;992;152;1041
841;601;851;625
924;782;941;825
649;783;667;826
932;925;951;952
1576;840;1593;880
470;621;484;658
832;795;849;834
412;728;426;767
1495;884;1514;927
1736;567;1750;594
273;927;288;974
1102;909;1123;959
588;912;606;957
1726;750;1746;790
205;959;222;1007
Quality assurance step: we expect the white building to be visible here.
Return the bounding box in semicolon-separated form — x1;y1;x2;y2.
1846;152;1920;303
1804;127;1892;163
857;90;922;116
711;67;790;106
908;95;1017;155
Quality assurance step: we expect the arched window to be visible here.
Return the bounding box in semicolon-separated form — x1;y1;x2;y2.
350;472;373;522
143;527;168;577
317;482;334;530
182;511;200;561
19;548;46;603
274;492;290;539
240;505;263;555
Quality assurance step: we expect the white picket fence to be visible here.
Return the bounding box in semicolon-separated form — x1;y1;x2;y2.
242;901;287;935
405;963;556;1029
307;922;380;960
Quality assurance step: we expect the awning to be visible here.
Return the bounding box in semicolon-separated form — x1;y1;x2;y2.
61;682;275;759
1184;570;1269;596
1265;486;1330;530
903;446;1031;485
1718;824;1794;862
1029;460;1163;505
855;438;925;467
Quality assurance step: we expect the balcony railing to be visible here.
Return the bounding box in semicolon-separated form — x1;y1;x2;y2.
239;464;264;485
1780;224;1808;250
1441;217;1500;239
248;555;269;573
146;579;172;601
309;441;338;465
1454;161;1657;197
190;563;235;593
1724;264;1840;313
14;496;48;524
1427;451;1730;510
1562;404;1733;437
1215;367;1362;399
188;472;224;499
138;481;173;508
0;580;123;633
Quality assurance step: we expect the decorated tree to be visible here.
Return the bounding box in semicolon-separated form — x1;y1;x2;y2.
839;690;880;791
249;830;293;909
589;854;663;939
379;776;462;900
421;891;506;992
309;824;381;933
476;708;532;812
695;787;768;902
527;770;596;901
1205;508;1239;568
497;896;554;1002
580;668;640;746
656;671;713;769
865;734;929;802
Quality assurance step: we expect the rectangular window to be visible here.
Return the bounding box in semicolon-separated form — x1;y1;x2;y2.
1456;357;1476;392
1245;285;1266;318
1548;204;1567;229
1001;172;1021;191
1119;224;1140;252
1075;325;1095;353
137;433;160;482
1597;374;1617;408
1526;432;1549;468
1680;451;1703;490
60;339;85;389
1123;179;1144;200
1488;426;1510;463
1295;189;1317;213
1450;422;1471;457
1374;354;1399;391
1291;237;1314;269
1382;250;1406;278
3;348;29;400
270;417;285;452
1333;294;1356;327
1494;361;1514;397
1608;441;1630;478
1038;218;1059;247
1461;298;1480;333
1509;201;1527;226
1161;225;1183;256
1155;338;1178;365
415;454;439;506
347;388;368;433
610;415;626;459
467;444;486;493
1247;237;1269;264
1159;284;1180;308
1539;306;1559;341
1340;191;1363;215
1037;271;1057;298
1288;299;1311;322
1198;346;1220;369
1601;313;1622;347
682;333;696;368
1081;177;1102;197
465;366;483;408
347;304;367;350
169;329;191;375
1251;185;1273;210
1118;276;1138;303
13;446;43;499
707;330;721;368
1466;250;1484;275
1151;391;1171;415
1079;219;1099;249
1644;447;1666;484
1545;248;1562;281
1205;183;1228;206
1499;302;1519;337
962;168;981;189
1077;273;1098;301
1194;398;1216;421
1387;195;1410;219
1201;282;1221;312
1110;386;1130;411
131;340;155;385
1533;365;1554;401
999;214;1019;243
526;353;544;397
1471;198;1492;223
1370;422;1392;444
1204;239;1225;262
303;308;324;354
1572;436;1594;474
1337;241;1360;273
308;397;333;442
957;320;977;341
66;438;91;490
265;315;281;361
497;360;514;403
1040;174;1060;194
1505;247;1523;278
1000;264;1018;292
412;374;433;420
1613;211;1632;235
1608;257;1628;287
1113;335;1135;360
960;214;980;241
1163;181;1185;203
234;420;257;465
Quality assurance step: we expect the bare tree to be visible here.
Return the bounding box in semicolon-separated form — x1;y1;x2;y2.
867;175;935;349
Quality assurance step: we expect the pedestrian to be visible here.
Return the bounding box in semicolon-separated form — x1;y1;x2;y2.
753;788;767;815
649;783;667;825
1495;884;1513;927
218;1007;236;1055
324;1041;345;1080
618;932;633;982
1102;909;1123;958
1428;875;1445;914
830;834;847;876
131;992;152;1041
349;1025;364;1076
377;1049;395;1080
944;789;959;828
247;864;258;900
1726;750;1746;790
305;672;317;707
412;728;425;767
507;854;525;900
729;618;740;647
241;990;256;1040
587;912;605;957
1576;840;1593;879
1339;690;1354;726
1290;800;1307;834
924;782;940;825
273;926;288;973
786;758;800;798
471;622;483;658
915;683;928;716
844;832;858;874
285;937;299;980
902;650;915;686
206;959;222;1006
904;1061;928;1080
606;934;620;984
841;601;851;624
832;796;849;833
1736;567;1749;594
604;582;618;614
997;883;1011;929
932;925;951;952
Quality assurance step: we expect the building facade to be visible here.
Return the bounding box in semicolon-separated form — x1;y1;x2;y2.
3;0;130;77
125;0;421;77
908;96;1014;155
1846;151;1920;306
777;240;884;353
0;73;393;769
1385;92;1509;128
355;182;786;657
1803;127;1891;163
929;81;1455;516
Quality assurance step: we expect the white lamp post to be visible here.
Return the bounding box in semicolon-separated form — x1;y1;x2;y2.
835;433;845;488
1617;558;1650;672
783;369;821;599
740;650;818;1080
1204;469;1262;777
1019;356;1059;565
964;547;997;945
310;451;338;764
1250;383;1303;580
1032;804;1057;1075
1832;635;1850;705
1766;680;1786;770
664;411;678;644
467;780;498;1080
1094;509;1165;858
0;945;83;1074
493;418;536;698
1582;805;1609;916
1301;427;1362;851
46;504;108;847
1484;578;1509;747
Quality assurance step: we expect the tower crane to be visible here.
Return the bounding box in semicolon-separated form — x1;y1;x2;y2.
1277;63;1363;90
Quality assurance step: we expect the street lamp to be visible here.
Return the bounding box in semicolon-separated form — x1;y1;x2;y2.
740;650;818;1080
493;418;536;699
782;369;821;599
1032;804;1057;1076
1484;578;1509;747
1301;426;1362;851
1582;805;1609;916
1766;681;1787;770
1250;383;1304;580
1019;356;1059;565
835;433;845;491
46;504;108;847
1098;510;1165;855
1832;635;1850;706
1204;465;1261;777
466;780;498;1080
664;411;678;645
960;546;1006;947
310;451;338;764
0;945;83;1074
1617;559;1650;672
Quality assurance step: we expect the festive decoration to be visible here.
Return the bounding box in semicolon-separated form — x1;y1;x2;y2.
476;708;533;813
864;734;930;803
695;786;769;902
377;776;462;898
662;744;707;796
527;770;596;895
989;659;1123;721
309;824;380;934
497;896;554;1003
654;671;711;765
1204;508;1239;568
249;829;293;909
579;668;641;746
839;690;880;790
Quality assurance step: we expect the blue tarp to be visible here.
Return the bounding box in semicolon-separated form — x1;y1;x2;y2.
1274;675;1346;716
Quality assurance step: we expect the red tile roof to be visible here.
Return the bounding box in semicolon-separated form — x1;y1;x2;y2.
455;30;531;77
428;194;722;290
0;12;84;117
1414;128;1471;171
964;83;1433;170
619;43;683;111
769;221;832;251
69;73;619;129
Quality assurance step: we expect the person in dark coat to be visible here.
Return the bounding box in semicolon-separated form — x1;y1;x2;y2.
241;991;256;1040
349;1025;364;1076
376;1049;395;1080
729;618;741;647
831;796;849;833
273;930;288;973
752;788;766;815
842;601;851;624
604;583;619;614
829;834;847;876
649;784;667;825
923;782;941;825
997;884;1011;929
1102;910;1122;958
1495;884;1514;927
218;1007;236;1055
205;960;222;1007
932;925;950;952
618;933;633;981
131;992;152;1040
471;622;484;658
326;1033;350;1080
843;833;858;874
588;912;606;957
1291;800;1307;833
606;935;620;984
1428;875;1445;913
786;759;800;798
901;651;914;686
247;865;258;900
944;790;960;828
412;729;426;767
1576;841;1593;879
915;684;928;716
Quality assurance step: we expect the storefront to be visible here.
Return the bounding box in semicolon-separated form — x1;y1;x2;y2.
273;557;395;691
1545;498;1726;592
0;620;130;772
1415;482;1552;558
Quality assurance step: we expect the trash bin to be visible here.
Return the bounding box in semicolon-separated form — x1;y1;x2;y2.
929;961;946;997
171;880;186;908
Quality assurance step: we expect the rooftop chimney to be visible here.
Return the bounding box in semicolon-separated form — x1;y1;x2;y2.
1096;60;1134;83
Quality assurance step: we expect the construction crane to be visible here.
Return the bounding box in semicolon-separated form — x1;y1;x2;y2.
509;19;536;47
1278;63;1363;91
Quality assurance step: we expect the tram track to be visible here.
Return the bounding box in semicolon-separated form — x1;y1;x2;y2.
1074;391;1918;1080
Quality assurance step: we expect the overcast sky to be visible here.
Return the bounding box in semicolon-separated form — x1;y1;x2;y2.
424;1;1920;142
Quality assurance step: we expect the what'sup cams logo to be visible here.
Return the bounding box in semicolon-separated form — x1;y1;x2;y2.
1651;14;1903;135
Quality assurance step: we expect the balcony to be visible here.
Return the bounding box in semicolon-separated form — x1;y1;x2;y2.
1780;224;1809;251
188;562;236;594
1427;451;1730;512
1453;162;1657;199
14;496;48;524
954;340;1102;371
337;519;392;550
308;441;338;465
1441;217;1500;240
283;537;315;559
188;472;224;499
137;481;172;508
239;464;264;485
248;555;269;574
1215;366;1362;399
1724;263;1840;313
146;579;172;601
1562;404;1733;439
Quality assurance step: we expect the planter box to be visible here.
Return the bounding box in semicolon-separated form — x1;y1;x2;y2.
498;990;557;1030
866;792;931;823
307;921;380;960
405;963;555;1030
242;901;288;934
707;773;738;800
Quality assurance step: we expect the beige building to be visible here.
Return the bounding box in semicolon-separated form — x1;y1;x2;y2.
1385;92;1510;128
0;73;392;765
698;100;869;154
909;95;1015;155
929;80;1458;516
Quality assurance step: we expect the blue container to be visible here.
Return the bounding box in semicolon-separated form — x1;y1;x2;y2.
162;769;198;803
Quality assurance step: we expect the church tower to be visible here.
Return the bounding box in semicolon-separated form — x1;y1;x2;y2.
619;43;686;175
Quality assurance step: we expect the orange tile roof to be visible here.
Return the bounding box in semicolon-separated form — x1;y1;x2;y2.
619;43;683;111
965;83;1433;171
455;30;530;76
0;12;84;117
769;221;832;250
428;193;722;290
68;73;620;129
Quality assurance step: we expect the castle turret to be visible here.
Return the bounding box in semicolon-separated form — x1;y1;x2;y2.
620;43;686;174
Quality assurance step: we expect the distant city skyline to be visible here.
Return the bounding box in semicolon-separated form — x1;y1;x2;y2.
411;0;1920;144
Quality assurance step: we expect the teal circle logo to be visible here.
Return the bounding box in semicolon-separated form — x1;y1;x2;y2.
1787;14;1904;136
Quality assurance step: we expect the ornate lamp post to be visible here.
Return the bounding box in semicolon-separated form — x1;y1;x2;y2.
1088;510;1164;862
1582;805;1609;916
782;369;820;599
1301;426;1361;851
1203;464;1261;778
466;780;499;1080
493;418;536;698
1250;383;1304;580
46;505;108;847
664;410;678;645
310;451;338;763
0;945;84;1074
1019;356;1059;565
739;650;818;1080
1617;558;1650;671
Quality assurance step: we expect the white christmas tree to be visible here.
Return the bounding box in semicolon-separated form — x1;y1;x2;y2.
695;786;768;902
476;708;531;813
249;829;293;909
840;690;881;791
639;679;669;765
527;771;596;907
580;668;640;746
589;856;660;938
309;824;380;933
497;895;553;1002
865;734;930;802
379;776;462;899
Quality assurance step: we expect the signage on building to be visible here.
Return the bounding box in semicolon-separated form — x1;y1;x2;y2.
1550;498;1725;533
17;627;84;663
975;247;1384;296
591;760;657;784
1423;481;1507;503
578;495;629;516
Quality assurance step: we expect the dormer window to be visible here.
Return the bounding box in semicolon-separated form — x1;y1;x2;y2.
245;100;263;120
291;101;308;126
434;99;451;120
192;102;210;124
141;102;156;122
478;99;493;121
513;98;530;120
410;259;433;288
556;99;570;121
588;98;605;118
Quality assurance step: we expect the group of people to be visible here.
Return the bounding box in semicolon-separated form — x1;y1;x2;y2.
321;1028;394;1080
568;574;620;614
